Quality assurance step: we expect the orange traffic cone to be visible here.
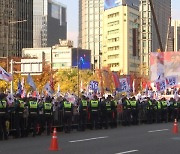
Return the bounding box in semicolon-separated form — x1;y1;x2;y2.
172;119;178;134
49;128;59;151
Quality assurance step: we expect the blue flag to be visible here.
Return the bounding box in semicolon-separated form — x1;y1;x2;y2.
17;79;22;94
27;73;36;90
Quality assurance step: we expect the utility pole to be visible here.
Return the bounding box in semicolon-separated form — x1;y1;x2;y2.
10;59;13;94
77;48;80;99
149;0;164;52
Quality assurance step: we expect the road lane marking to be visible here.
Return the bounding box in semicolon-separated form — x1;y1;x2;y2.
148;129;169;133
171;137;180;140
69;136;108;143
115;150;139;154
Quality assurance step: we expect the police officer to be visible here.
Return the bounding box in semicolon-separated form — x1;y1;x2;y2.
89;95;99;129
146;97;153;124
130;96;138;125
161;97;168;122
26;96;39;137
0;93;8;140
37;97;44;135
155;99;162;123
43;96;53;135
177;98;180;119
61;99;73;133
102;95;112;129
78;95;88;131
122;96;131;126
170;97;178;121
11;94;25;138
99;96;105;129
111;96;117;128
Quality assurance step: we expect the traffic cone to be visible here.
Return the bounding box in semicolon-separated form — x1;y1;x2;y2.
49;128;59;151
172;119;178;134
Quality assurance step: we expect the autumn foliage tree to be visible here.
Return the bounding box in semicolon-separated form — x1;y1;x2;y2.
54;68;96;94
1;59;118;95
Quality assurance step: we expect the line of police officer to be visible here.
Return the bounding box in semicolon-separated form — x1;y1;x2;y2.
1;92;180;140
0;93;54;140
121;96;180;125
0;93;118;139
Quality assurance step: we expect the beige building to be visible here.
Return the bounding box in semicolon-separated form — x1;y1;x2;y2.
102;4;140;74
171;20;180;51
79;0;104;69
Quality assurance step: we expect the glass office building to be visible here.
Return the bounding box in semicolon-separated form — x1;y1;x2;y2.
171;20;180;51
79;0;104;69
33;0;67;48
0;0;33;57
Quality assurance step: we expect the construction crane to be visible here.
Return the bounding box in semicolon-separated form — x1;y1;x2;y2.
148;0;164;52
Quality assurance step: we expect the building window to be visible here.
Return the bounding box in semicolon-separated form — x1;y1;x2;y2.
108;54;119;59
109;63;119;67
108;12;119;18
108;29;119;35
108;46;119;51
108;37;119;43
107;21;119;27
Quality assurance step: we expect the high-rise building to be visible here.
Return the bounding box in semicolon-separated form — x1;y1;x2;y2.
33;0;67;48
102;0;140;74
0;0;33;57
79;0;104;69
139;0;171;74
171;20;180;51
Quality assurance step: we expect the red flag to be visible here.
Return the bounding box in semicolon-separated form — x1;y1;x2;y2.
50;76;54;92
112;72;120;90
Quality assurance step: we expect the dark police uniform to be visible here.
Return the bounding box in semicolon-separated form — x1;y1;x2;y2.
89;96;99;129
79;98;88;131
26;98;39;137
43;100;53;135
62;100;73;133
0;93;8;140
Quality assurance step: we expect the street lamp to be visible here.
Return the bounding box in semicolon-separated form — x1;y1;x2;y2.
6;19;27;72
77;47;80;99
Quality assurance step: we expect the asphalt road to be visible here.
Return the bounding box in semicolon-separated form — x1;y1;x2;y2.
1;122;180;154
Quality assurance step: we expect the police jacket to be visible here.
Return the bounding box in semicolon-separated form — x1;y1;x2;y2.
122;98;131;110
11;99;25;115
62;101;73;114
89;99;99;112
28;100;39;115
43;102;52;115
130;100;137;109
111;100;117;112
79;99;88;112
0;99;8;115
105;100;112;112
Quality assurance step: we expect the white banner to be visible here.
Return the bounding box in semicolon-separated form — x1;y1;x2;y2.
155;79;166;92
119;78;129;92
165;75;178;88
